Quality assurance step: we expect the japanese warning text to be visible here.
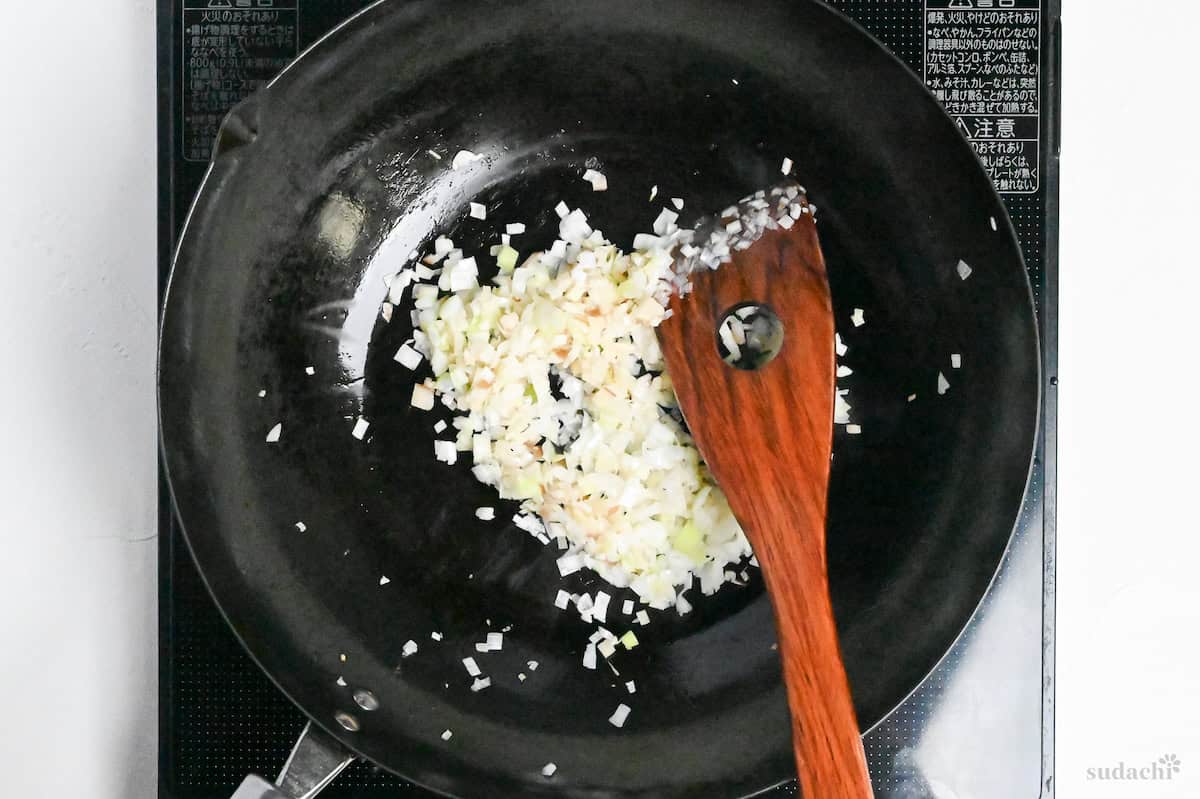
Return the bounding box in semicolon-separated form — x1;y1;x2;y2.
182;0;299;162
924;0;1041;194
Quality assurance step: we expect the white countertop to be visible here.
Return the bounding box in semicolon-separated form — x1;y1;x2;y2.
0;3;158;798
1;2;1199;798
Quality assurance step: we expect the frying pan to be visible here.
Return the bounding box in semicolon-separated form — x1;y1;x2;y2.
158;0;1040;797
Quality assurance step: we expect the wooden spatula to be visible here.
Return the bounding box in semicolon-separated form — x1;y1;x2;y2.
657;192;874;798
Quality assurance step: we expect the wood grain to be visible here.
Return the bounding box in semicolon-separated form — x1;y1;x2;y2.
657;214;874;798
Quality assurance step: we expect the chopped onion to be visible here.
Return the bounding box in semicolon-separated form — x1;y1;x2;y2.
989;216;998;231
719;322;742;362
582;643;597;670
433;420;448;434
470;202;487;220
938;372;951;395
951;353;962;369
265;423;282;443
475;507;496;521
495;245;519;273
542;763;557;778
625;681;637;694
582;169;608;192
434;440;458;465
352;417;371;440
446;256;479;292
395;343;423;370
513;512;546;537
851;308;866;327
380;575;391;586
471;677;492;692
608;704;631;728
506;222;526;235
391;272;415;303
486;632;503;651
957;259;973;280
463;657;481;676
622;600;635;615
834;390;852;424
411;384;436;410
401;194;852;611
431;631;443;641
653;208;679;236
556;553;583;577
846;424;862;435
554;590;571;610
592;591;611;623
441;729;453;741
559;210;592;244
527;660;539;671
295;522;307;533
649;185;658;201
401;639;418;657
671;197;684;210
620;631;639;649
427;150;443;161
305;366;315;376
836;365;854;378
452;150;482;170
781;157;794;175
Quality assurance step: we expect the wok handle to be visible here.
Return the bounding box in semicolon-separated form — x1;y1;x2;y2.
229;722;355;799
231;776;288;799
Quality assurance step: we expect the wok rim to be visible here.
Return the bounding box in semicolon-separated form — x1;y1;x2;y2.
156;0;1044;794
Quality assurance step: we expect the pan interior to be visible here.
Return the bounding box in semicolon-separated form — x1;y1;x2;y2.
158;1;1040;797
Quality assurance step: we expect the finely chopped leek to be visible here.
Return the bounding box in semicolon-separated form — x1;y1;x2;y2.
399;187;851;611
410;215;748;609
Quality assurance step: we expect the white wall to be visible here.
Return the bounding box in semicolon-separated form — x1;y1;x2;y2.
0;2;158;798
1056;1;1200;796
0;1;1198;798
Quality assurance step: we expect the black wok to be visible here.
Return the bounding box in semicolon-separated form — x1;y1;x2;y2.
158;1;1040;796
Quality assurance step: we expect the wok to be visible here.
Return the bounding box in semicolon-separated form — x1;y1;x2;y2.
158;0;1040;796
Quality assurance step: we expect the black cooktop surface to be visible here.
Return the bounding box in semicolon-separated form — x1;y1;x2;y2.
158;2;1058;797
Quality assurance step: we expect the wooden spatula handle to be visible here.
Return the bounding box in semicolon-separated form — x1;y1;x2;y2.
658;215;874;798
757;526;874;798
